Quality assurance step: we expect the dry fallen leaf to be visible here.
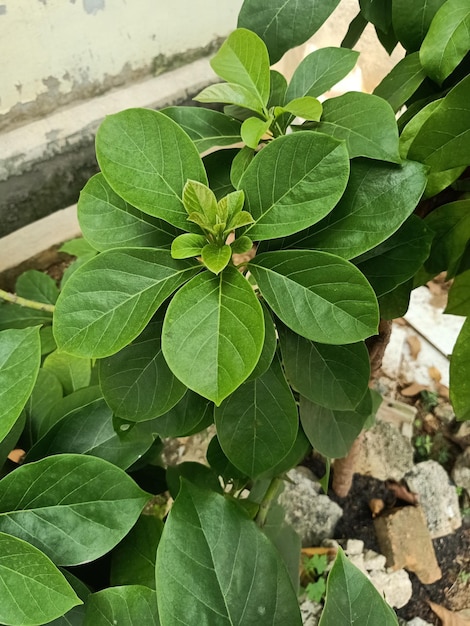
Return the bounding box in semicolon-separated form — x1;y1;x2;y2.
407;335;422;359
429;366;442;383
437;383;450;400
386;480;419;505
401;382;428;397
7;449;25;464
429;601;470;626
368;498;385;518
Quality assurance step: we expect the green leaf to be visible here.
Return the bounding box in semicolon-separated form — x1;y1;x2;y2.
246;301;277;381
249;251;379;345
0;532;81;626
148;389;213;438
262;501;302;591
230;146;255;188
231;235;253;255
314;92;400;162
424;165;466;199
40;325;57;355
99;315;187;421
319;548;398;626
359;0;392;32
300;391;373;458
78;173;178;251
171;233;206;259
111;515;163;589
420;0;470;84
218;190;245;222
96;108;207;231
341;12;368;49
258;427;311;481
160;106;242;152
290;158;428;259
25;369;63;443
268;70;288;108
286;47;359;101
16;270;59;305
201;243;232;274
238;0;341;64
450;317;470;420
0;327;40;444
53;248;201;358
182;179;218;222
47;569;91;626
392;0;446;51
375;21;399;54
206;435;248;484
194;83;266;115
283;96;323;121
166;462;223;499
43;350;91;395
424;200;470;278
0;412;25;470
215;356;298;478
0;302;52;331
203;149;237;200
162;267;264;405
156;481;302;624
407;75;470;171
373;52;427;112
279;324;370;411
60;237;97;258
241;117;271;149
446;269;470;315
399;100;441;160
378;278;413;320
83;586;159;626
239;131;350;240
0;454;149;565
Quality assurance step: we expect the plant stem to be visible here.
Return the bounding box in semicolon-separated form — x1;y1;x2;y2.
256;476;283;528
0;289;55;313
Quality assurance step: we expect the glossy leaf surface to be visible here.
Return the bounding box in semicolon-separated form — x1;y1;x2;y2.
392;0;445;51
83;586;159;626
373;52;426;112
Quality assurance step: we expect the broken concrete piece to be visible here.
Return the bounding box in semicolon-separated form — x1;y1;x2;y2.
452;449;470;496
374;505;442;584
405;460;462;538
363;549;387;571
407;619;433;626
377;398;417;440
368;569;412;609
345;538;364;556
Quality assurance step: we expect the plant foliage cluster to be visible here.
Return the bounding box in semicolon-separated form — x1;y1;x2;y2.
0;0;469;623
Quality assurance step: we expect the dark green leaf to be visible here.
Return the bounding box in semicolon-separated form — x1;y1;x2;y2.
162;267;264;405
206;435;248;483
83;586;159;626
373;52;427;112
43;350;91;394
359;0;392;32
238;0;341;64
148;389;213;438
230;146;255;188
257;427;311;480
424;165;466;199
375;22;399;55
201;243;232;274
378;278;413;320
450;317;470;420
166;462;223;499
156;481;302;624
0;412;25;470
16;270;59;305
262;501;301;591
0;302;52;330
0;454;149;565
0;532;81;626
25;369;63;443
246;301;277;381
424;200;470;278
239;131;350;240
268;70;288;108
249;251;379;344
392;0;446;51
47;569;91;626
341;12;368;49
446;269;470;315
96;108;207;231
203;149;236;200
53;248;201;358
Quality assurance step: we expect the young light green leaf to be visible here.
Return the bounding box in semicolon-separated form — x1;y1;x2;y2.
60;237;97;258
420;0;470;85
238;0;341;64
0;327;40;444
78;173;178;251
392;0;446;51
241;117;271;149
156;481;302;625
16;270;59;305
239;131;350;240
450;317;470;421
210;28;271;108
424;200;470;278
279;324;370;411
283;96;323;121
399;100;441;160
171;233;206;259
194;83;266;115
160;106;242;152
215;356;298;478
149;389;213;438
314;92;401;162
96;108;207;231
249;251;379;345
162;267;264;405
319;548;399;626
53;248;201;358
43;350;91;395
182;179;218;222
84;586;159;626
446;269;470;316
218;189;245;221
231;235;253;255
424;165;466;199
0;454;149;565
201;244;232;274
373;52;427;113
286;48;359;102
0;532;81;626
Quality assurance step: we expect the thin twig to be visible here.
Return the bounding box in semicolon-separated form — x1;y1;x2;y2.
0;289;55;313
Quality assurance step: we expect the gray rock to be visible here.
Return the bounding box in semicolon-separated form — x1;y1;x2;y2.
354;421;415;481
363;549;387;571
279;469;343;546
434;402;455;424
300;599;322;626
405;460;462;538
368;569;412;609
452;449;470;495
407;618;433;626
345;538;364;556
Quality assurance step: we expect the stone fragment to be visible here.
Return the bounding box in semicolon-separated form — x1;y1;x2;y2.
452;449;470;495
363;549;387;571
300;599;322;626
404;460;462;538
374;505;442;584
368;569;412;609
455;421;470;446
279;469;343;547
354;421;415;481
345;538;364;556
407;619;433;626
434;402;455;424
377;398;417;439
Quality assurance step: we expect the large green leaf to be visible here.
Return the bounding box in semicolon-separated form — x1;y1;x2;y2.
288;158;428;259
378;278;413;320
83;586;159;626
162;267;264;405
46;570;90;626
160;107;242;153
279;324;370;411
246;301;277;381
238;0;341;64
78;174;178;251
319;548;398;626
239;131;350;240
0;532;81;626
215;356;298;478
0;454;149;565
407;75;470;171
300;391;372;458
450;317;470;421
424;200;470;278
249;251;379;344
359;0;392;32
446;269;470;315
194;83;266;115
148;389;213;438
203;149;237;200
96;108;207;231
156;481;302;625
392;0;446;51
99;315;186;422
373;52;427;112
0;412;25;471
43;350;91;395
206;435;249;484
420;0;470;84
313;92;400;162
25;369;63;443
16;270;59;305
0;327;41;444
0;302;52;331
53;248;200;358
286;47;359;102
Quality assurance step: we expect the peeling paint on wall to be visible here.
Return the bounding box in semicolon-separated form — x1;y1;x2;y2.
83;0;105;15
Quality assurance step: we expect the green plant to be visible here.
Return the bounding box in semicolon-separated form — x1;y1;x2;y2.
302;553;329;603
414;433;433;459
1;0;470;624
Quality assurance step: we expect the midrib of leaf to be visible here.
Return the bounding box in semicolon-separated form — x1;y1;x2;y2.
222;48;267;113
